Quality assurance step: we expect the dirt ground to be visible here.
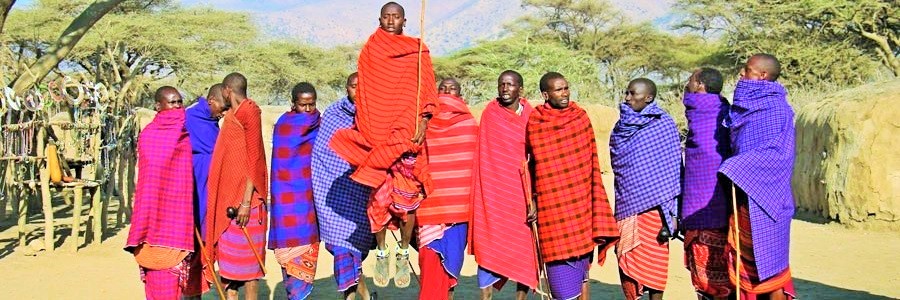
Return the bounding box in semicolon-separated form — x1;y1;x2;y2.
1;188;898;300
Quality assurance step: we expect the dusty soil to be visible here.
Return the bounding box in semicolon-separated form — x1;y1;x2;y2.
1;187;898;299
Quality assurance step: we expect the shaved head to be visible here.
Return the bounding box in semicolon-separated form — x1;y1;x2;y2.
154;86;183;111
629;78;657;98
223;72;247;96
154;86;179;103
745;53;781;81
499;70;524;87
438;78;461;97
381;2;405;16
206;83;224;102
346;72;359;87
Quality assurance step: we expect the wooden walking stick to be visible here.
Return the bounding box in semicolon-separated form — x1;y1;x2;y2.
731;185;742;300
226;206;266;276
194;227;226;300
520;156;551;299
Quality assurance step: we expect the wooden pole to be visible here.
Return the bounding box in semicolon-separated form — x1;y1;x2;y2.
38;126;54;251
71;184;83;252
732;185;742;300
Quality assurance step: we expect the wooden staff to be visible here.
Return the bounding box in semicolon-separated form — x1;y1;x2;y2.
731;185;742;300
225;206;266;276
194;227;226;300
521;156;550;299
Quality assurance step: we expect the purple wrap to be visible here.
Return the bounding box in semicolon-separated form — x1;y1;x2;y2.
185;99;219;236
719;79;795;281
681;93;731;230
609;102;681;233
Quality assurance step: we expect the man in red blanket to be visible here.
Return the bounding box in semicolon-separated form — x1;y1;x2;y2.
205;73;268;300
125;86;195;299
417;78;478;300
329;1;438;289
527;72;620;300
470;70;538;300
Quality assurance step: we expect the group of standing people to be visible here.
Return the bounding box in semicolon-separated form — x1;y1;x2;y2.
125;2;797;300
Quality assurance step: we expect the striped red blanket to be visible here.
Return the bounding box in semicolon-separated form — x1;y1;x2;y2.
526;102;619;263
204;99;268;272
418;94;477;225
330;27;438;188
469;99;538;289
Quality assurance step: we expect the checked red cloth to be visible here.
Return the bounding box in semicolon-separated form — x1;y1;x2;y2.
526;102;619;263
126;108;194;252
330;27;438;188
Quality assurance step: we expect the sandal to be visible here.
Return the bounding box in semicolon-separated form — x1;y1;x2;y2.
394;249;412;288
373;249;391;288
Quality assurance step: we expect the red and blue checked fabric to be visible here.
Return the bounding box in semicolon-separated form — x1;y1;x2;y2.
312;98;374;255
330;27;438;188
526;102;618;263
682;93;732;230
469;98;538;290
268;110;321;249
218;205;267;281
719;79;795;280
140;256;190;300
609;102;681;233
418;94;478;225
325;243;365;292
127;108;194;252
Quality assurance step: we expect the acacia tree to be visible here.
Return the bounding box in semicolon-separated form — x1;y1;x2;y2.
9;0;124;94
674;0;897;87
510;0;720;99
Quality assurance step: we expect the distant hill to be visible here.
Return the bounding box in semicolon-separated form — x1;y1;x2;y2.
254;0;674;56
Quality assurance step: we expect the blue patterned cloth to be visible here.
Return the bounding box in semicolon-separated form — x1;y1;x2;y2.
719;79;795;280
424;223;468;280
682;93;732;230
609;102;681;233
268;110;320;249
185;99;219;237
312;97;374;254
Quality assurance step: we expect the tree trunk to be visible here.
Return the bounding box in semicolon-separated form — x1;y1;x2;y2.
0;0;15;35
10;0;124;94
859;29;900;77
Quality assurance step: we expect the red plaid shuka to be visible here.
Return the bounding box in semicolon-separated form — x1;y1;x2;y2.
330;27;438;188
526;102;619;263
126;108;194;252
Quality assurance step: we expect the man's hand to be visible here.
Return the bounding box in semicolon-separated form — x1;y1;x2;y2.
526;198;537;224
236;203;251;227
411;118;429;145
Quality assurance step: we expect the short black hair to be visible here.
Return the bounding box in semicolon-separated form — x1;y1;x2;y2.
630;78;657;99
751;53;781;81
223;72;248;96
539;72;565;93
697;68;723;94
499;70;523;86
291;82;317;103
154;86;179;103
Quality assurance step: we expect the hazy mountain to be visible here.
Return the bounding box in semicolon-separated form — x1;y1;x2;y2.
252;0;675;56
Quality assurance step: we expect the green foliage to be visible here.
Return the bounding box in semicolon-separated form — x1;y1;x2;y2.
673;0;895;88
434;34;603;104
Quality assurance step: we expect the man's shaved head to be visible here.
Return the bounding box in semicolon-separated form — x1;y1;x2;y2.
207;83;224;101
744;53;781;81
630;78;657;98
381;2;405;16
223;72;248;96
346;72;359;87
154;86;183;111
155;86;179;103
438;78;461;97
